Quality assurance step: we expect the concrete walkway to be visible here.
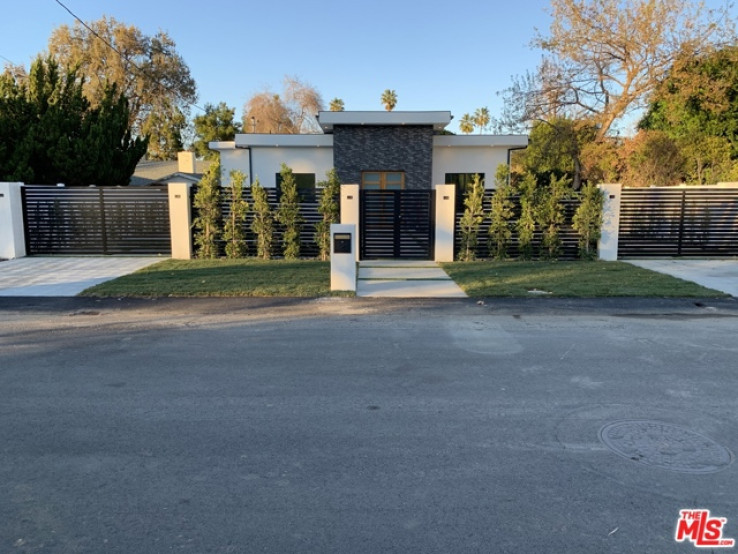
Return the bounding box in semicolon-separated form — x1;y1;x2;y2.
0;257;164;296
356;260;467;298
624;258;738;297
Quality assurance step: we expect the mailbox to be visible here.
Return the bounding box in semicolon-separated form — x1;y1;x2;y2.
333;233;352;254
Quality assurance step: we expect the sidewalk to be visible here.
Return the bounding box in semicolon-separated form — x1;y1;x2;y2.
0;256;163;296
356;260;467;298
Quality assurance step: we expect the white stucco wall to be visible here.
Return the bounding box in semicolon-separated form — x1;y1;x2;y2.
249;147;334;188
432;135;528;189
211;139;334;188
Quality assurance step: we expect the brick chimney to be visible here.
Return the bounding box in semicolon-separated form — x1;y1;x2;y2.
177;151;196;174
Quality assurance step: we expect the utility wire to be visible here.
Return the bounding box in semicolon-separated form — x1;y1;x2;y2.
53;0;205;113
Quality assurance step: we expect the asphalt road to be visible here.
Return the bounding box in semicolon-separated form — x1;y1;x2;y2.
1;297;737;553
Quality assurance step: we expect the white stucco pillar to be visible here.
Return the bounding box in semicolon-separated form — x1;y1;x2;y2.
598;183;622;261
168;182;193;259
330;223;357;292
0;182;27;259
434;184;456;262
340;184;360;261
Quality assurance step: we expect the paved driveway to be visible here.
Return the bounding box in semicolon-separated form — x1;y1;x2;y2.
624;258;738;297
0;256;164;296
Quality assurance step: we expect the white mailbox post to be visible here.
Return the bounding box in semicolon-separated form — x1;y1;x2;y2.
330;223;356;292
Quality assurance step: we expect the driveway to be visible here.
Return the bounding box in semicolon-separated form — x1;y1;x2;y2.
0;256;164;296
624;258;738;297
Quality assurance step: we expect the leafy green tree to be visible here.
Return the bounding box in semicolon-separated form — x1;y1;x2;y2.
276;163;303;259
457;174;485;261
250;178;274;260
381;89;397;111
473;107;490;133
0;56;147;185
459;113;475;134
572;183;604;260
223;170;249;258
193;102;242;159
487;165;514;260
515;173;538;260
140;104;186;161
640;46;738;183
193;161;222;258
536;175;569;260
314;168;341;261
329;98;345;111
48;16;197;159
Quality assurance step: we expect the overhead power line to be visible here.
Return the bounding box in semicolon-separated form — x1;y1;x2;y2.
53;0;204;113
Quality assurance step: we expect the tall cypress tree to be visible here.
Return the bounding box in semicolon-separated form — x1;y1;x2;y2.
0;56;147;185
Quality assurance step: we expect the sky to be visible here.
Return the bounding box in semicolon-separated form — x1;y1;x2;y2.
1;0;735;135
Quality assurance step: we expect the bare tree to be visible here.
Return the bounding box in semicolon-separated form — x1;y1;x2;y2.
504;0;734;139
242;76;324;134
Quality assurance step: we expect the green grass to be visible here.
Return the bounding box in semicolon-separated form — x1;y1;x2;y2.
81;258;352;297
441;260;728;298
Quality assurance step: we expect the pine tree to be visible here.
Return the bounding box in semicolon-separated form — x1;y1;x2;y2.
250;178;273;260
487;165;514;260
223;170;249;258
276;163;302;259
314;168;341;261
458;174;485;261
193;162;222;258
572;183;604;260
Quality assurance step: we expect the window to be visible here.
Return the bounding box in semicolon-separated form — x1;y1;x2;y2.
275;173;316;199
361;171;405;190
445;173;485;209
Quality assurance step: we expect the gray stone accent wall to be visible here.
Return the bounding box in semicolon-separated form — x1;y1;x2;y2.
333;125;434;189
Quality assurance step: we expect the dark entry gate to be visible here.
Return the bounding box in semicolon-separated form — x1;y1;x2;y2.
618;188;738;257
360;190;434;259
22;185;171;255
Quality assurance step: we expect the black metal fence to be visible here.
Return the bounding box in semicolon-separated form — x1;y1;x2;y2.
22;185;171;255
618;188;738;257
211;188;328;258
454;192;582;260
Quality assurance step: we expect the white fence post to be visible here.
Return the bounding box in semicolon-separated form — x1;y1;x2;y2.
168;182;193;259
0;182;27;259
598;183;622;261
434;184;456;262
340;184;360;262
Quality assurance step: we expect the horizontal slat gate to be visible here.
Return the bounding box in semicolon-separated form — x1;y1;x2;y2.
22;186;171;255
618;188;738;257
360;190;434;259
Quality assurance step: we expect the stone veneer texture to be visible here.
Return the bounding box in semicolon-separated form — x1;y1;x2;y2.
333;125;433;189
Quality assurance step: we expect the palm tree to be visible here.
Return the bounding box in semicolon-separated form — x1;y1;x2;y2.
381;89;397;111
329;98;345;111
459;113;475;134
473;107;490;134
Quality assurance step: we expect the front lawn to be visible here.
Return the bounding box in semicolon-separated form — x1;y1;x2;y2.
441;260;727;297
81;258;349;297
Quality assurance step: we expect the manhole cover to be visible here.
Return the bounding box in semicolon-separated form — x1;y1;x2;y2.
599;420;733;474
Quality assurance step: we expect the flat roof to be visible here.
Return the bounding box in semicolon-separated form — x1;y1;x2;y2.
317;111;453;132
230;135;333;149
433;135;528;148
